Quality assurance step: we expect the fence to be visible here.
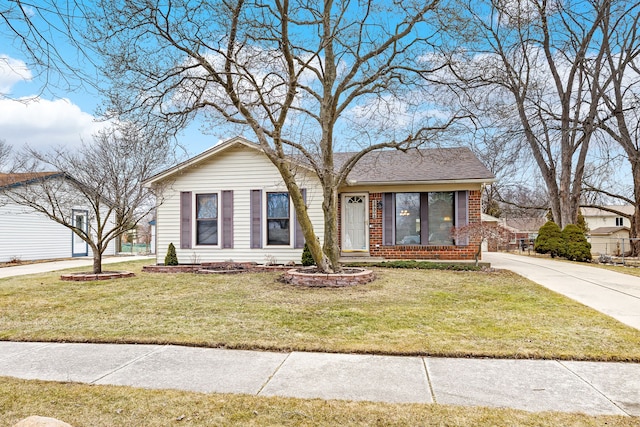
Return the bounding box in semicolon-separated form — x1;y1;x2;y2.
588;237;640;264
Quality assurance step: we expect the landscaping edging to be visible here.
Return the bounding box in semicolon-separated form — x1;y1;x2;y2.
282;267;375;287
60;271;135;281
142;262;293;274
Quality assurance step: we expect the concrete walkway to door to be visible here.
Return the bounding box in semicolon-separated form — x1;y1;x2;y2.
483;252;640;331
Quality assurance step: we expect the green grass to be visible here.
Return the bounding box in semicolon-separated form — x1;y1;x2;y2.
2;259;640;361
1;377;637;427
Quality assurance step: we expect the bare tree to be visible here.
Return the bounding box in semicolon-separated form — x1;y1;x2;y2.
2;123;175;273
0;140;11;172
86;0;460;272
443;0;611;229
0;0;98;98
587;0;640;255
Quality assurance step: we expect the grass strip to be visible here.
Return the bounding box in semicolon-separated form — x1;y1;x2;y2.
1;377;637;427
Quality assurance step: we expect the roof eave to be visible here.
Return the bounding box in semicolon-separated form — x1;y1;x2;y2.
342;177;497;187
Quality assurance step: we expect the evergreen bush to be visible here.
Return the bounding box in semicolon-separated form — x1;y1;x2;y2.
534;221;563;258
164;242;179;266
301;242;315;266
561;224;592;262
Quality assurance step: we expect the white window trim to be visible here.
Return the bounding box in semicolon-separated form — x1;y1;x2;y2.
193;191;220;248
264;190;294;247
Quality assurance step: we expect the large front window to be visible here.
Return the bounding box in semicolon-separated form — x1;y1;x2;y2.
196;193;218;245
428;192;454;245
267;192;290;245
395;193;421;244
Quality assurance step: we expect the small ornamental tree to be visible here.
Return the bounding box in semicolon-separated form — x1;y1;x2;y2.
164;243;178;266
561;224;592;262
535;221;563;258
301;243;315;267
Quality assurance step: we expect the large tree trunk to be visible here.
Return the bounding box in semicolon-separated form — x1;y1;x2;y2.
322;185;341;272
630;163;640;257
92;250;102;274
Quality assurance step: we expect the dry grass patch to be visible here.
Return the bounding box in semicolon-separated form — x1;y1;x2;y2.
2;259;640;360
1;377;637;427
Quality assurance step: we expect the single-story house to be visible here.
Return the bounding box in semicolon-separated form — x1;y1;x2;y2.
144;136;496;264
0;172;116;263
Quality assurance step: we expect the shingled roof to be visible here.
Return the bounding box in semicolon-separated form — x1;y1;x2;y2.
0;172;60;188
144;137;496;186
335;147;495;184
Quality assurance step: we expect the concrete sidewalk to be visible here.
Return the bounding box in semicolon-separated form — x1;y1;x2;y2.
483;252;640;330
1;341;638;416
0;255;153;279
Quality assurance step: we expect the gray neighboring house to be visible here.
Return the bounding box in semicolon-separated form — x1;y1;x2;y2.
0;172;116;263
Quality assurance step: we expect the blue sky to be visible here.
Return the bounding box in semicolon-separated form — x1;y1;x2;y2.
0;28;217;156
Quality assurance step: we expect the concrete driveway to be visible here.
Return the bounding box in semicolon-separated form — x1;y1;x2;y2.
484;252;640;330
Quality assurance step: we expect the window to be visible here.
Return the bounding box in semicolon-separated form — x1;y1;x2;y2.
196;194;218;245
267;192;290;245
395;193;421;244
384;191;460;246
428;192;455;245
616;217;624;227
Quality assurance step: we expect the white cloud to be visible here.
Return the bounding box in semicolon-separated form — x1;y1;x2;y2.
0;97;107;149
0;55;32;94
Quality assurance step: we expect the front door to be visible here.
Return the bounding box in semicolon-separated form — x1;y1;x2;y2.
342;194;369;252
72;210;88;257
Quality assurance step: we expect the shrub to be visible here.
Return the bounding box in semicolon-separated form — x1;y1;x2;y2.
301;243;315;266
535;221;563;258
561;224;592;262
164;242;179;266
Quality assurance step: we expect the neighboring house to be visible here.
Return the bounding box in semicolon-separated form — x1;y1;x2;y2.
144;136;496;264
581;205;634;230
480;215;545;252
581;206;635;255
0;172;116;263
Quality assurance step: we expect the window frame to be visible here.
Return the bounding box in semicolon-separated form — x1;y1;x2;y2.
195;192;219;246
383;191;464;247
265;191;292;246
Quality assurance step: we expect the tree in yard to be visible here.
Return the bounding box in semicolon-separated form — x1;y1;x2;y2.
561;224;592;262
1;123;176;273
0;140;11;172
535;221;563;258
453;221;512;265
85;0;460;273
585;0;640;256
443;0;611;229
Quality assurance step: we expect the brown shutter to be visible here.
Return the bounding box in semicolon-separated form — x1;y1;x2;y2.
222;190;234;249
294;188;307;249
382;193;394;245
456;191;469;245
180;191;192;249
420;192;429;245
250;189;262;248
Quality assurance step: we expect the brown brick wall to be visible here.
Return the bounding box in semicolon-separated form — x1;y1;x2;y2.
339;190;482;261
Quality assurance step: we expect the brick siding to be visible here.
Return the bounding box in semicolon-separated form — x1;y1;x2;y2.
340;191;483;261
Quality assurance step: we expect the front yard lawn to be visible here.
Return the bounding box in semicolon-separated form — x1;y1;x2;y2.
2;259;640;361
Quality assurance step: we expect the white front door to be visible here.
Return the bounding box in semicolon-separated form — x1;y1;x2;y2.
72;210;88;257
342;194;369;252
